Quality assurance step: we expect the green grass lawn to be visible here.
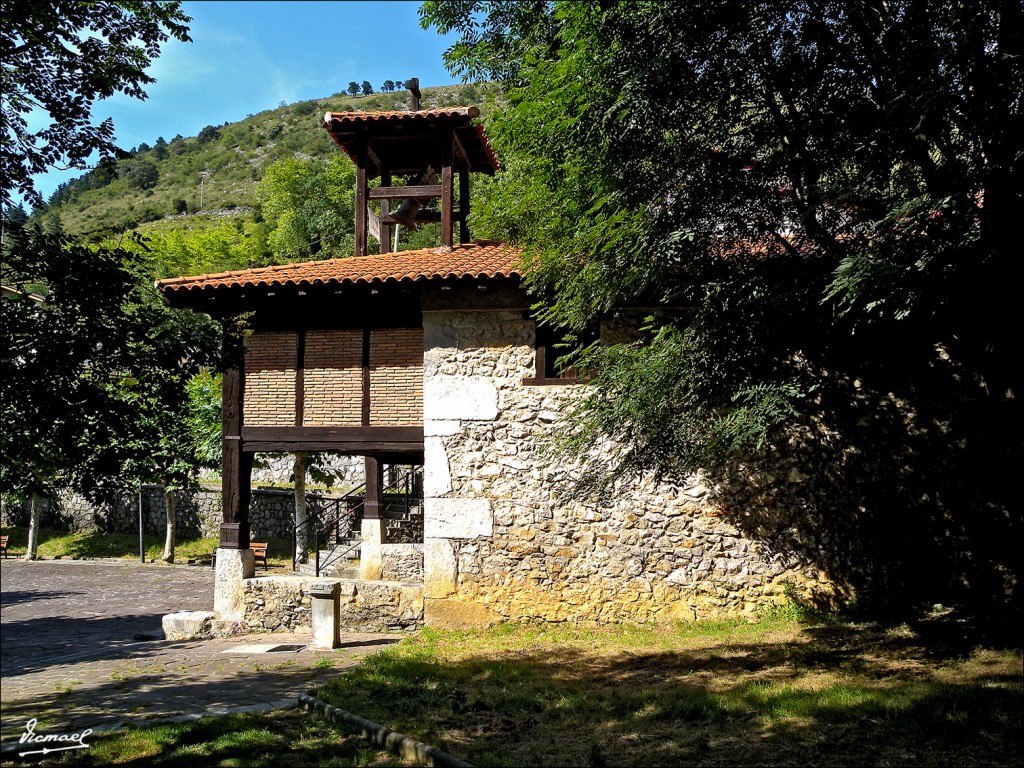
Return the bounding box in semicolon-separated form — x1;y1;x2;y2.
0;527;294;568
17;611;1022;767
302;616;1022;767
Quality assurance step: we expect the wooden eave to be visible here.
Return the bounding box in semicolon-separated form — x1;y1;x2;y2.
322;106;498;177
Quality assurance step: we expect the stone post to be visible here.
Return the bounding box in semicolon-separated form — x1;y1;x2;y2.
359;518;386;580
309;581;341;649
214;547;255;623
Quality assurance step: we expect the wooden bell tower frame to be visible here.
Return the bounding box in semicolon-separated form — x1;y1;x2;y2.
323;101;497;255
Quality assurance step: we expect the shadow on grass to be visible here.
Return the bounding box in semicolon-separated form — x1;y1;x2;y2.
311;620;1023;768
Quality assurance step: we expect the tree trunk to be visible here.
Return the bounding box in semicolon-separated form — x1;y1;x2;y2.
25;491;40;560
294;452;309;564
161;484;176;563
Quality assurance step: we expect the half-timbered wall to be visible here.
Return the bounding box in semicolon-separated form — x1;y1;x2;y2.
244;332;297;426
304;330;362;425
242;328;423;427
370;328;424;426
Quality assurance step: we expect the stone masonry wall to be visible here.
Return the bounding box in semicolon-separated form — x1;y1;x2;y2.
381;544;424;583
1;485;361;542
420;302;847;628
241;575;423;633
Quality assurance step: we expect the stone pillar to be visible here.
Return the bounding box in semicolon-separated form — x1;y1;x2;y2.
214;547;255;622
309;581;341;649
359;518;386;581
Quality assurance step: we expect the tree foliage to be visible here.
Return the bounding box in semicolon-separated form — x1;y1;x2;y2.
255;155;357;259
0;226;220;503
422;1;1023;612
0;0;191;208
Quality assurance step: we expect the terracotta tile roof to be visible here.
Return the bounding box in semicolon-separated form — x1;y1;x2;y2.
156;240;523;295
323;106;481;126
323;106;498;175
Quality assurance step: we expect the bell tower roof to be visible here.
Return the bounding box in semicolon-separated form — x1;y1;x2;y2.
323;106;498;178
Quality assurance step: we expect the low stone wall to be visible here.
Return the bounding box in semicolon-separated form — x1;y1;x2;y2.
381;544;424;583
241;575;424;633
250;453;363;487
0;486;349;542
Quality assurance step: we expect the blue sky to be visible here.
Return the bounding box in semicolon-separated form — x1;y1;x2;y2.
32;0;462;202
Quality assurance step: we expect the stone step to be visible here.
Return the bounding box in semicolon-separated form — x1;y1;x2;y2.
295;560;360;579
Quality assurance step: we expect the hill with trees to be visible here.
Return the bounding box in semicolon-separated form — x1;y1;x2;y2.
30;81;502;277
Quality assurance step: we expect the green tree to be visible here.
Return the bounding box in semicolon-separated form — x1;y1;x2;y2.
256;156;356;260
1;228;220;558
1;0;210;560
361;80;374;95
422;1;1023;614
347;81;360;96
120;158;159;190
114;224;261;279
1;0;191;208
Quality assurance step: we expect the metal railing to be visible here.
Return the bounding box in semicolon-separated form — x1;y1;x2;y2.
292;464;423;577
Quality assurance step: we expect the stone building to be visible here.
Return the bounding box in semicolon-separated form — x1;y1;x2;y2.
156;104;844;634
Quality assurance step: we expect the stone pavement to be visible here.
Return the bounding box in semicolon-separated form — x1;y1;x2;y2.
0;559;403;752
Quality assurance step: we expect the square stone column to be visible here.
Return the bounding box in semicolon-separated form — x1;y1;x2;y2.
309;581;341;649
359;518;386;581
214;547;255;621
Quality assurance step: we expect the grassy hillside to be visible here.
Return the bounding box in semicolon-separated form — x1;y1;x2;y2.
37;82;502;238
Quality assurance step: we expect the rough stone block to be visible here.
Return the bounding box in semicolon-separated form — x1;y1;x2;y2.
424;597;500;628
424;419;461;436
423;538;457;598
424;436;452;496
214;547;255;621
424;376;498;421
310;580;341;649
162;610;215;640
424;498;493;539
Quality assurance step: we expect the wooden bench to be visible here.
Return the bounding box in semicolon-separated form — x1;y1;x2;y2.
0;535;8;558
250;542;268;571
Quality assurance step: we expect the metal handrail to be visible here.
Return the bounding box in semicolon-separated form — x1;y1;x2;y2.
293;464;424;577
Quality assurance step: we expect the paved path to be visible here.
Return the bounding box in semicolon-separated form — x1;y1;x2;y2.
0;559;402;751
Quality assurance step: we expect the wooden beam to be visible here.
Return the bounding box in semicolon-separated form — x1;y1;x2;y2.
367;144;384;172
295;329;305;427
459;169;470;243
441;133;453;248
380;169;393;254
242;426;423;442
354;141;368;256
361;328;371;426
243;440;423;454
368;184;443;200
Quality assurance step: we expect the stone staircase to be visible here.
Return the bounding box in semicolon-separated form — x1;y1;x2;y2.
295;539;361;577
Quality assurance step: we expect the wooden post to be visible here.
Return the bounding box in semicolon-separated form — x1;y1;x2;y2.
295;329;305;426
220;358;252;550
354;140;368;256
440;133;453;248
380;169;393;254
364;456;383;520
459;168;470;244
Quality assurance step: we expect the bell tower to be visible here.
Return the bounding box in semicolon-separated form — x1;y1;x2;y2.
323;82;498;256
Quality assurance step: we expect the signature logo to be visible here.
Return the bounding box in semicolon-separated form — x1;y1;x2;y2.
18;718;92;757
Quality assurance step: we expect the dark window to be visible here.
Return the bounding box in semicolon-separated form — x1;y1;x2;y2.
523;322;596;386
